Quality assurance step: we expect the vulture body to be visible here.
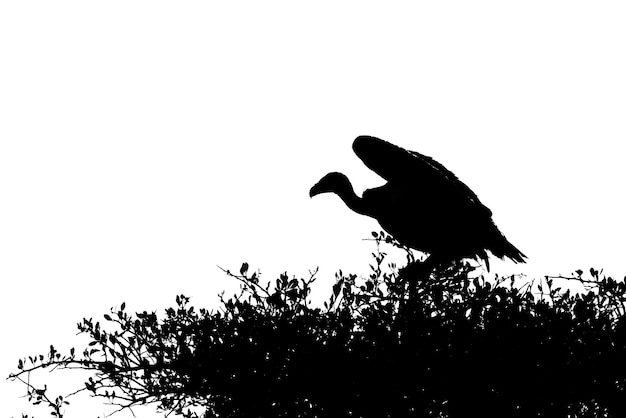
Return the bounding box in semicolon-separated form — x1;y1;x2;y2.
310;136;525;267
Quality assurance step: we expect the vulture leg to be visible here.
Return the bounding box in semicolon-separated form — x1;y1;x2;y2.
399;257;440;306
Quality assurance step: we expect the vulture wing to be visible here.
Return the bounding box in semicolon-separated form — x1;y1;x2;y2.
352;135;492;217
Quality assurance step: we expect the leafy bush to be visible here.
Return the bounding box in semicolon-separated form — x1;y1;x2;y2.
9;232;626;417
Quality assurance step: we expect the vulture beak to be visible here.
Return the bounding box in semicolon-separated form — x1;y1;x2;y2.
309;183;323;198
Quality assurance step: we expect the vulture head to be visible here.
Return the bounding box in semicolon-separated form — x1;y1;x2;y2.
309;172;369;216
309;172;352;198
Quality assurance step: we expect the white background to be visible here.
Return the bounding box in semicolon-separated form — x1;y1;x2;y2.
2;2;625;416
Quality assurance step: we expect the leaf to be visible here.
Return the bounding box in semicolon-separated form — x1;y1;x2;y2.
240;262;249;275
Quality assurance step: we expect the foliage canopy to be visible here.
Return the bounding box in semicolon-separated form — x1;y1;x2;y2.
9;232;626;418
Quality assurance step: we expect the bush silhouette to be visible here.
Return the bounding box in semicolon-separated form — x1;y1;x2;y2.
9;232;626;417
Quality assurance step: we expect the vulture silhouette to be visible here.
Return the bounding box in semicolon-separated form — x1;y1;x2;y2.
310;136;526;268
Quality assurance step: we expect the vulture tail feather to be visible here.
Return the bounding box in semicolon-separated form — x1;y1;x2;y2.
491;236;526;264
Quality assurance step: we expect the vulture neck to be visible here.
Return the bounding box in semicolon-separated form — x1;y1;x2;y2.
335;184;373;218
